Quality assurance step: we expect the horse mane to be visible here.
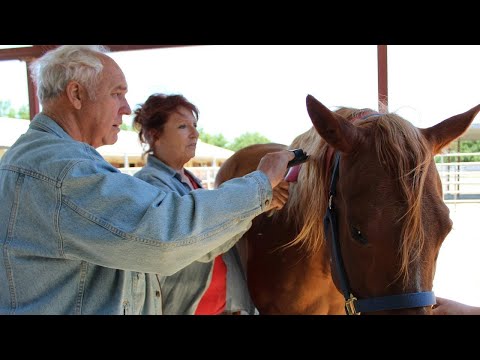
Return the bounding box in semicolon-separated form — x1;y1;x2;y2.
280;107;431;285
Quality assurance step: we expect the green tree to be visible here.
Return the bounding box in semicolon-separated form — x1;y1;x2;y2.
0;100;12;116
438;140;480;163
227;132;271;152
17;105;29;120
198;128;229;148
120;123;133;131
7;108;16;118
460;140;480;161
0;100;30;120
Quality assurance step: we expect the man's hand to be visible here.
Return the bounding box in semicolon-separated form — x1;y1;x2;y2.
257;150;295;188
268;180;290;211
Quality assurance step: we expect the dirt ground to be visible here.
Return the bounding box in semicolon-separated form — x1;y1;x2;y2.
433;202;480;306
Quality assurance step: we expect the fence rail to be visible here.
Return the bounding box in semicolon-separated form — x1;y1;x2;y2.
435;152;480;203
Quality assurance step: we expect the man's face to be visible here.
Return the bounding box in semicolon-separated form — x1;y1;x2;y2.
82;56;131;148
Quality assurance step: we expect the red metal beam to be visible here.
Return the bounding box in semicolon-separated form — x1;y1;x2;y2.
105;45;194;53
377;45;388;113
25;60;39;120
0;45;194;61
0;45;58;61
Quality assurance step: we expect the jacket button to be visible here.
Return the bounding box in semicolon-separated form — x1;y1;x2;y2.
156;291;161;297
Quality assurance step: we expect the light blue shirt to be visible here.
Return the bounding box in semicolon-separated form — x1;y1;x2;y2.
134;155;257;315
0;113;272;314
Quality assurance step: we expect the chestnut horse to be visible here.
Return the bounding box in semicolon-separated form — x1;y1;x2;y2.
215;95;480;315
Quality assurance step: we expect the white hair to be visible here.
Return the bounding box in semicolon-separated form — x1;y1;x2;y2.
29;45;110;103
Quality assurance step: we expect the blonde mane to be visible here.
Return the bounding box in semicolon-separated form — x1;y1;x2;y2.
280;107;431;285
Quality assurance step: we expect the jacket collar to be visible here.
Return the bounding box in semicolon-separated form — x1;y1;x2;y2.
29;112;74;140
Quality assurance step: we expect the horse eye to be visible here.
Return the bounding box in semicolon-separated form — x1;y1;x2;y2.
351;227;368;245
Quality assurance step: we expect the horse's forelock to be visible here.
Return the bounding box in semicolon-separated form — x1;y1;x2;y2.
372;113;431;286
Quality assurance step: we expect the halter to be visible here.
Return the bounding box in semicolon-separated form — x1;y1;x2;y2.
323;113;436;315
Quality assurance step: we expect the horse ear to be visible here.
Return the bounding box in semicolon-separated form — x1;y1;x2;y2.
421;104;480;155
306;94;361;153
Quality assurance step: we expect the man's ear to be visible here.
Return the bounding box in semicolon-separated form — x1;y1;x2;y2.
65;81;83;110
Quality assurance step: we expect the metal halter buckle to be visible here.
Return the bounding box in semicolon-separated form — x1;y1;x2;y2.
345;293;360;315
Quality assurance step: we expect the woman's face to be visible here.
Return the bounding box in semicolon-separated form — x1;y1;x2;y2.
152;106;199;170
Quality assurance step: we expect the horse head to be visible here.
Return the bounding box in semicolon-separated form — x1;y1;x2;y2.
304;94;480;314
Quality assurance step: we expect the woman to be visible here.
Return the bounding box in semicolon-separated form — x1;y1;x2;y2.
132;93;288;314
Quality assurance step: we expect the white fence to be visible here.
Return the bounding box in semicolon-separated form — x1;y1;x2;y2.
120;153;480;202
435;152;480;203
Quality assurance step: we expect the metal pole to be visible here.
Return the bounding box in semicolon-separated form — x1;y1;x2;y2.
377;45;388;113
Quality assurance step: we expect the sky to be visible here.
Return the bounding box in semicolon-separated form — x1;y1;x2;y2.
1;45;480;145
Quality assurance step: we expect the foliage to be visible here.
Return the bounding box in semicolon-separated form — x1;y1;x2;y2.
459;140;480;161
17;105;29;120
0;100;29;120
199;128;271;152
198;128;229;148
120;123;133;131
226;132;271;152
436;140;480;162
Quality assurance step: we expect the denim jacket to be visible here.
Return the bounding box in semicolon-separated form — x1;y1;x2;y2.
134;156;257;315
0;114;272;314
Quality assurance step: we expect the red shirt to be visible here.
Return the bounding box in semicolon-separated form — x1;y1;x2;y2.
184;171;227;315
194;255;227;315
